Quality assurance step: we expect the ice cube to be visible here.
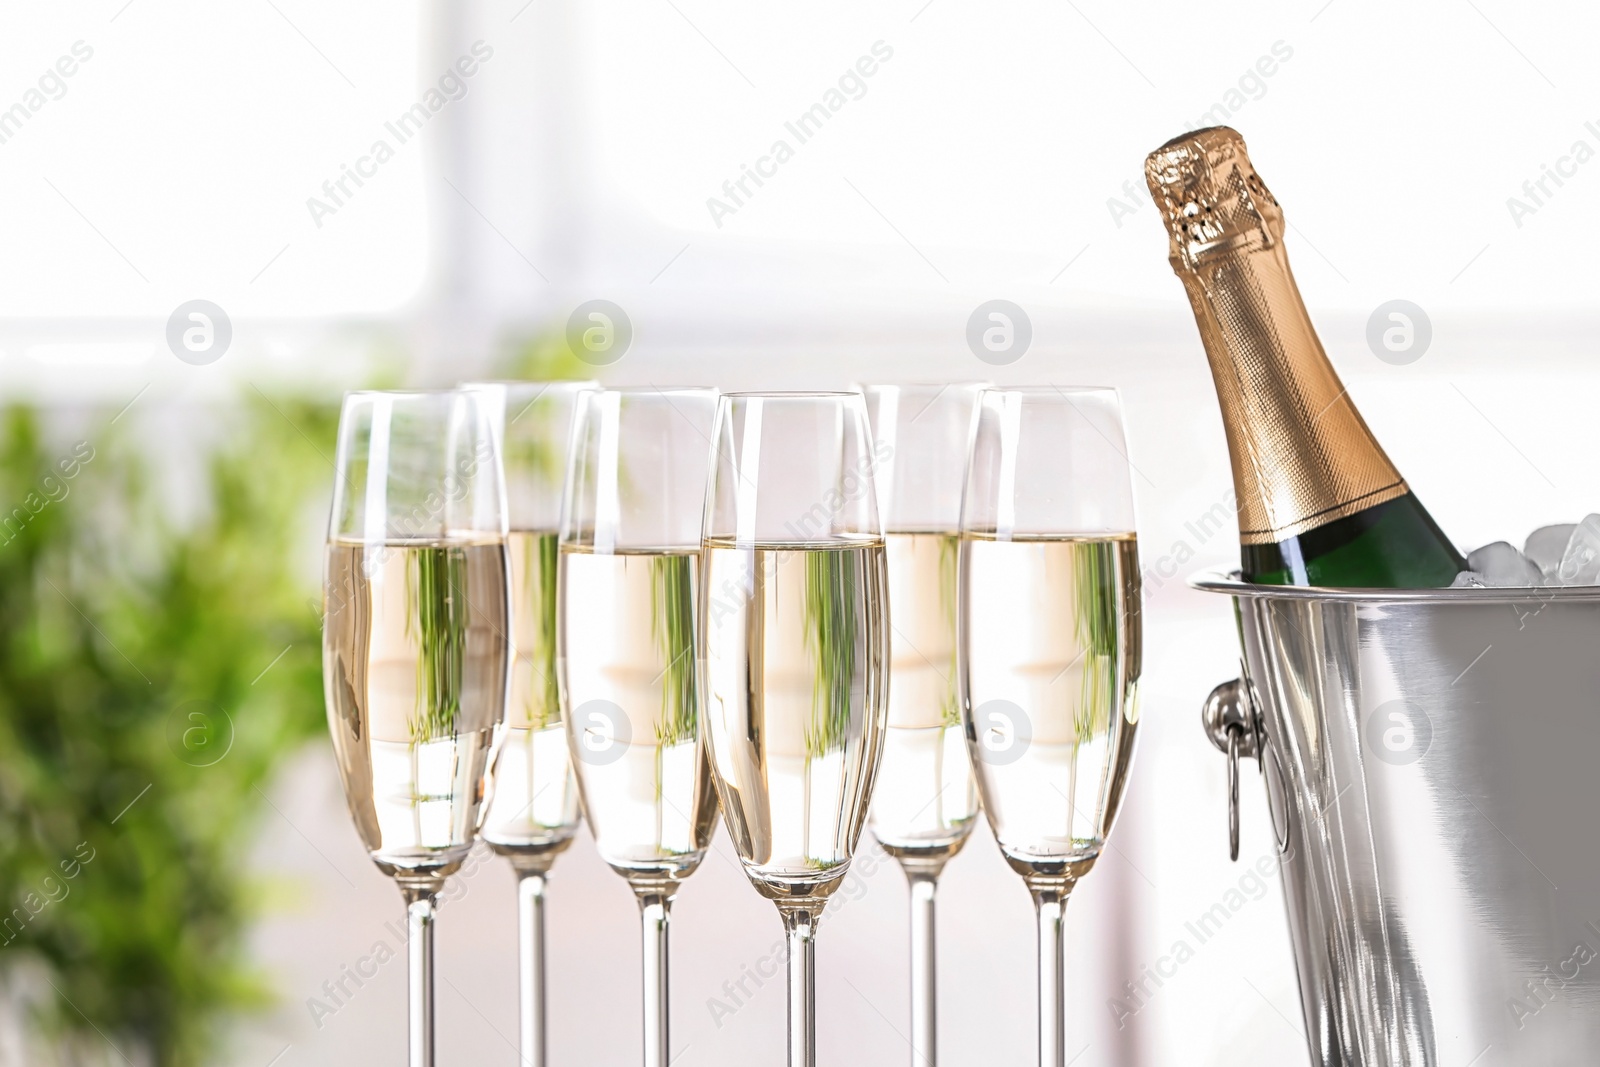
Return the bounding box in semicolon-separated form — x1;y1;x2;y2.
1557;515;1600;585
1451;571;1488;588
1524;524;1578;579
1465;542;1544;587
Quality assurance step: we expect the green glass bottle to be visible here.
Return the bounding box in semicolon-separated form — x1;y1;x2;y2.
1144;126;1465;588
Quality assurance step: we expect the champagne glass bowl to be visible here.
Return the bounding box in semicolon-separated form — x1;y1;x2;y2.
557;386;722;1067
858;381;988;1067
459;379;594;1067
958;387;1143;1067
699;391;891;1067
323;389;512;1067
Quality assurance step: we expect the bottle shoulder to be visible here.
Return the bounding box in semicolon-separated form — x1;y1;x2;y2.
1242;493;1465;588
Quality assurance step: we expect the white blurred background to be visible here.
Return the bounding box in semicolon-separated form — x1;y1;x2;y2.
2;1;1598;1064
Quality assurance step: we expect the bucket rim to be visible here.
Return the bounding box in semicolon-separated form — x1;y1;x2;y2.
1189;568;1600;603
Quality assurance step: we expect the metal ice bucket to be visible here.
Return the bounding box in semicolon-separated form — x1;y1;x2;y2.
1194;571;1600;1066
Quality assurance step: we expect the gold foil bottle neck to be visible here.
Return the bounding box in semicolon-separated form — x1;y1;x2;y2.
1144;126;1406;546
1145;126;1284;272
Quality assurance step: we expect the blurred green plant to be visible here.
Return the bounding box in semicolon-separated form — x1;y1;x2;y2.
504;327;594;384
0;329;591;1064
407;545;469;744
650;553;697;754
0;396;336;1065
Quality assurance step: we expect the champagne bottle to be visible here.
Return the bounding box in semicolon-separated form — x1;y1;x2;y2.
1144;126;1465;587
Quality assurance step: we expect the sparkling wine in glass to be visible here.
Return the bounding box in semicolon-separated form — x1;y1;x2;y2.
462;380;594;1067
958;387;1143;1067
700;391;890;1067
323;389;511;1067
858;382;987;1067
558;387;721;1067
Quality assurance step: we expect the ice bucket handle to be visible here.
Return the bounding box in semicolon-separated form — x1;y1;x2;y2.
1201;678;1261;862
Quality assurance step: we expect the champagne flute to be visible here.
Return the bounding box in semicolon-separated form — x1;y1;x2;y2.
957;387;1142;1067
700;391;890;1067
462;380;595;1067
858;383;986;1067
323;389;511;1067
557;387;722;1067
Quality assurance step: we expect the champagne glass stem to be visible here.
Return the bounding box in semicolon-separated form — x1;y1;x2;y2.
1032;888;1067;1067
907;871;939;1067
783;906;819;1067
403;886;439;1067
517;869;549;1067
638;891;673;1067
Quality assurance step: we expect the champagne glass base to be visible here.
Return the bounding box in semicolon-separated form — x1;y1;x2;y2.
1005;852;1098;892
749;872;849;908
883;846;955;881
375;854;469;890
487;834;577;869
613;859;705;890
883;838;966;883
